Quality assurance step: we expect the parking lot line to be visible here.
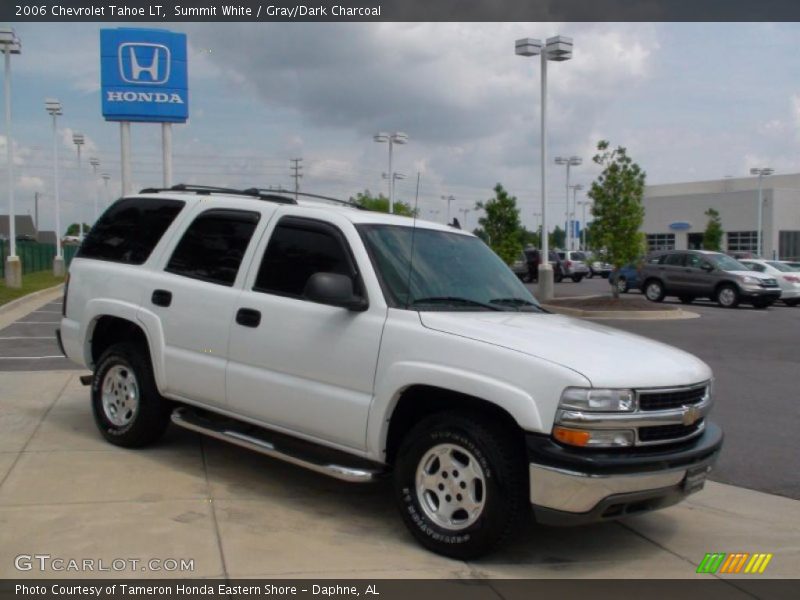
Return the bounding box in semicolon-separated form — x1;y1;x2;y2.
0;356;66;360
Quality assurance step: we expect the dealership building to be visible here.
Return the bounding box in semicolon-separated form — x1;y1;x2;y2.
641;173;800;260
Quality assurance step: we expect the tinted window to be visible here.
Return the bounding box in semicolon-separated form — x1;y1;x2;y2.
571;252;587;260
255;219;354;297
647;254;665;264
77;197;184;264
166;209;259;286
748;263;767;272
686;254;704;268
664;253;685;266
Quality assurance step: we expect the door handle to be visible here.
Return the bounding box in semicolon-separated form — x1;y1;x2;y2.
151;289;172;307
236;308;261;328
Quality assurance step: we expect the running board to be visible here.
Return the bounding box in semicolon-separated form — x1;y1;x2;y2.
170;407;383;483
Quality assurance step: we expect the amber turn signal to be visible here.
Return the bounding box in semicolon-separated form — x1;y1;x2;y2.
552;426;591;447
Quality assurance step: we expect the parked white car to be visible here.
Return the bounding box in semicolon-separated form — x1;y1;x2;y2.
57;185;723;558
739;259;800;306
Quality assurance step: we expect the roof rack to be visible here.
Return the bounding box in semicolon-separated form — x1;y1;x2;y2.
242;188;366;210
139;184;297;205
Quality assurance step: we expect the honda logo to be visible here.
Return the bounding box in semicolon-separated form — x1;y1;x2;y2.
118;43;170;85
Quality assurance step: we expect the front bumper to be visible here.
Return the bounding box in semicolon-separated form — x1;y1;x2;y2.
527;422;723;525
739;287;781;301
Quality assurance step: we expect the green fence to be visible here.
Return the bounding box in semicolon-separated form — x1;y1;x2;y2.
0;240;78;278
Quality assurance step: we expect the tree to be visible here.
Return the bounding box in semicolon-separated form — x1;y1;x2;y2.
66;223;91;236
549;225;566;250
351;190;417;216
518;226;540;249
587;140;647;298
703;208;723;251
475;184;523;264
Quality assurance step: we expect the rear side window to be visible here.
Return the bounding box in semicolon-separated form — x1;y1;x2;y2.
166;209;260;287
664;253;685;266
77;197;184;264
254;218;354;298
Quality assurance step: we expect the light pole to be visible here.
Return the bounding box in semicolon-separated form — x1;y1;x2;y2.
577;199;591;250
72;133;85;240
89;157;100;223
441;195;455;224
374;132;408;214
101;173;111;208
569;183;584;250
383;171;405;211
45;98;65;276
1;27;21;287
750;167;773;258
516;35;573;300
556;156;582;251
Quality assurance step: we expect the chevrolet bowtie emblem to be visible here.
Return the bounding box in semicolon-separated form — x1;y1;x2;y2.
682;405;701;426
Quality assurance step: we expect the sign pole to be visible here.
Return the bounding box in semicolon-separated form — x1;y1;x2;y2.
120;121;132;196
162;122;172;188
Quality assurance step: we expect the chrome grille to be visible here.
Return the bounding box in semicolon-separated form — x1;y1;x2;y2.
638;385;706;411
639;419;704;443
761;278;778;287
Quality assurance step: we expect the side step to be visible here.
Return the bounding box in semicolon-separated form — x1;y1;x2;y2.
171;407;384;483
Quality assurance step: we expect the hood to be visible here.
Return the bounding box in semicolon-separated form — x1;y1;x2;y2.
419;311;711;388
727;270;773;281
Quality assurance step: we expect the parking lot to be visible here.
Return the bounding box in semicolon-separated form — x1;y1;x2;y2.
0;283;798;579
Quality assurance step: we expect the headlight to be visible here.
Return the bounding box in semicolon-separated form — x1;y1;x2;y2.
559;387;635;412
741;276;761;285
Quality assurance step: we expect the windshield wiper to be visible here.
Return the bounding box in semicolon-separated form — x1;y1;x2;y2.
489;297;542;311
410;296;505;311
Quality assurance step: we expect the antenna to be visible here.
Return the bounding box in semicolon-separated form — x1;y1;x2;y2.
404;172;422;309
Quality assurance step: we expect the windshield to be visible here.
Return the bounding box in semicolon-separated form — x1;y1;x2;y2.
358;225;542;312
767;261;795;272
710;254;749;271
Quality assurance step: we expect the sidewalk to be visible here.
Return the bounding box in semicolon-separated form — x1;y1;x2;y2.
0;369;797;580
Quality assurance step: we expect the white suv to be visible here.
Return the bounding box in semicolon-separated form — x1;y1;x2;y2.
57;185;723;558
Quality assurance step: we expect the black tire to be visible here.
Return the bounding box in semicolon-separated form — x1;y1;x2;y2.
785;299;800;307
92;342;171;448
571;275;584;283
554;270;564;284
393;411;528;560
644;279;666;303
678;296;694;304
715;284;740;308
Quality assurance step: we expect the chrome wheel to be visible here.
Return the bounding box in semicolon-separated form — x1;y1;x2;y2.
101;365;139;427
718;287;736;307
646;282;663;301
415;443;486;531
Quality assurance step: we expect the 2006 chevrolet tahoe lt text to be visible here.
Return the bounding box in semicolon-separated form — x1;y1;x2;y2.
57;185;723;558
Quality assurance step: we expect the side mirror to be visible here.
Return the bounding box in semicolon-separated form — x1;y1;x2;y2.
303;272;368;311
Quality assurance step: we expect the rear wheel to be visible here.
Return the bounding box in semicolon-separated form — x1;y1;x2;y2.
393;411;527;559
92;342;171;448
644;279;665;302
716;284;740;308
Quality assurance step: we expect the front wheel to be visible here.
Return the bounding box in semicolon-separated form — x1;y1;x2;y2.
92;342;171;448
716;284;740;308
644;279;666;302
571;275;584;283
393;412;527;559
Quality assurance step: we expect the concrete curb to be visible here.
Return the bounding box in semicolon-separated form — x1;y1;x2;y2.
542;300;700;320
0;283;64;315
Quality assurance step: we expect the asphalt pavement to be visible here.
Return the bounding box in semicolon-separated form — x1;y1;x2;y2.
528;276;800;500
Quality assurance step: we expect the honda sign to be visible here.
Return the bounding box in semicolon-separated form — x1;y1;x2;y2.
101;28;188;123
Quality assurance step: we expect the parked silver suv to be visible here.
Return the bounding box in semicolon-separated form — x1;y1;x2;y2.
556;250;590;282
639;250;782;308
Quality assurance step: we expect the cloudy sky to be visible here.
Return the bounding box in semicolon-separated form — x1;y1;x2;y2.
3;21;800;234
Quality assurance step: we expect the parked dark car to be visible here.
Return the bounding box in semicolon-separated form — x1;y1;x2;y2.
639;250;782;308
610;262;643;294
522;248;565;283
